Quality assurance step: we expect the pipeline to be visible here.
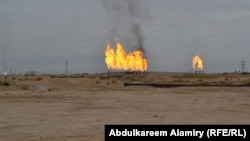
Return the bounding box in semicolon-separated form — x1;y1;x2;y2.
124;82;250;88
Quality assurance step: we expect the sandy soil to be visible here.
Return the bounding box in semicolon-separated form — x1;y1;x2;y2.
0;73;250;141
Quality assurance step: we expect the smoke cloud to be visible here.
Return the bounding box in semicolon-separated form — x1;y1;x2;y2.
103;0;150;53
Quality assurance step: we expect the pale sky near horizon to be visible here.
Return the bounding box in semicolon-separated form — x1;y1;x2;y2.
1;0;250;74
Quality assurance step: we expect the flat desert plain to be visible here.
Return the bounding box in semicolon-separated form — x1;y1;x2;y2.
0;73;250;141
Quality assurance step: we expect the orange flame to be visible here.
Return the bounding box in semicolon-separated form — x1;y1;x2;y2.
192;54;204;70
105;39;147;72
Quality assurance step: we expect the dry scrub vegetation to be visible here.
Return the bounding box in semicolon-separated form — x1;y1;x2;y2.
0;73;250;141
0;73;250;91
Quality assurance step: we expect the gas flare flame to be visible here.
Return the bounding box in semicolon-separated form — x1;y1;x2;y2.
192;54;204;70
105;39;147;72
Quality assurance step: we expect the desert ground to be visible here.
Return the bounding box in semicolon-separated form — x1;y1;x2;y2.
0;72;250;141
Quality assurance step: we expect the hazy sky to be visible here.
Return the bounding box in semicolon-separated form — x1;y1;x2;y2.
1;0;250;74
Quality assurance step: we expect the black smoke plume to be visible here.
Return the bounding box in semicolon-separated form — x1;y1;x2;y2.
103;0;150;53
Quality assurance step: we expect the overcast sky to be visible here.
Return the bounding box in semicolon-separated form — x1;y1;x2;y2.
1;0;250;74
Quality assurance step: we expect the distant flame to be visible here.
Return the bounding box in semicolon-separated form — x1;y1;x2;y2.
105;39;147;72
192;54;204;70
